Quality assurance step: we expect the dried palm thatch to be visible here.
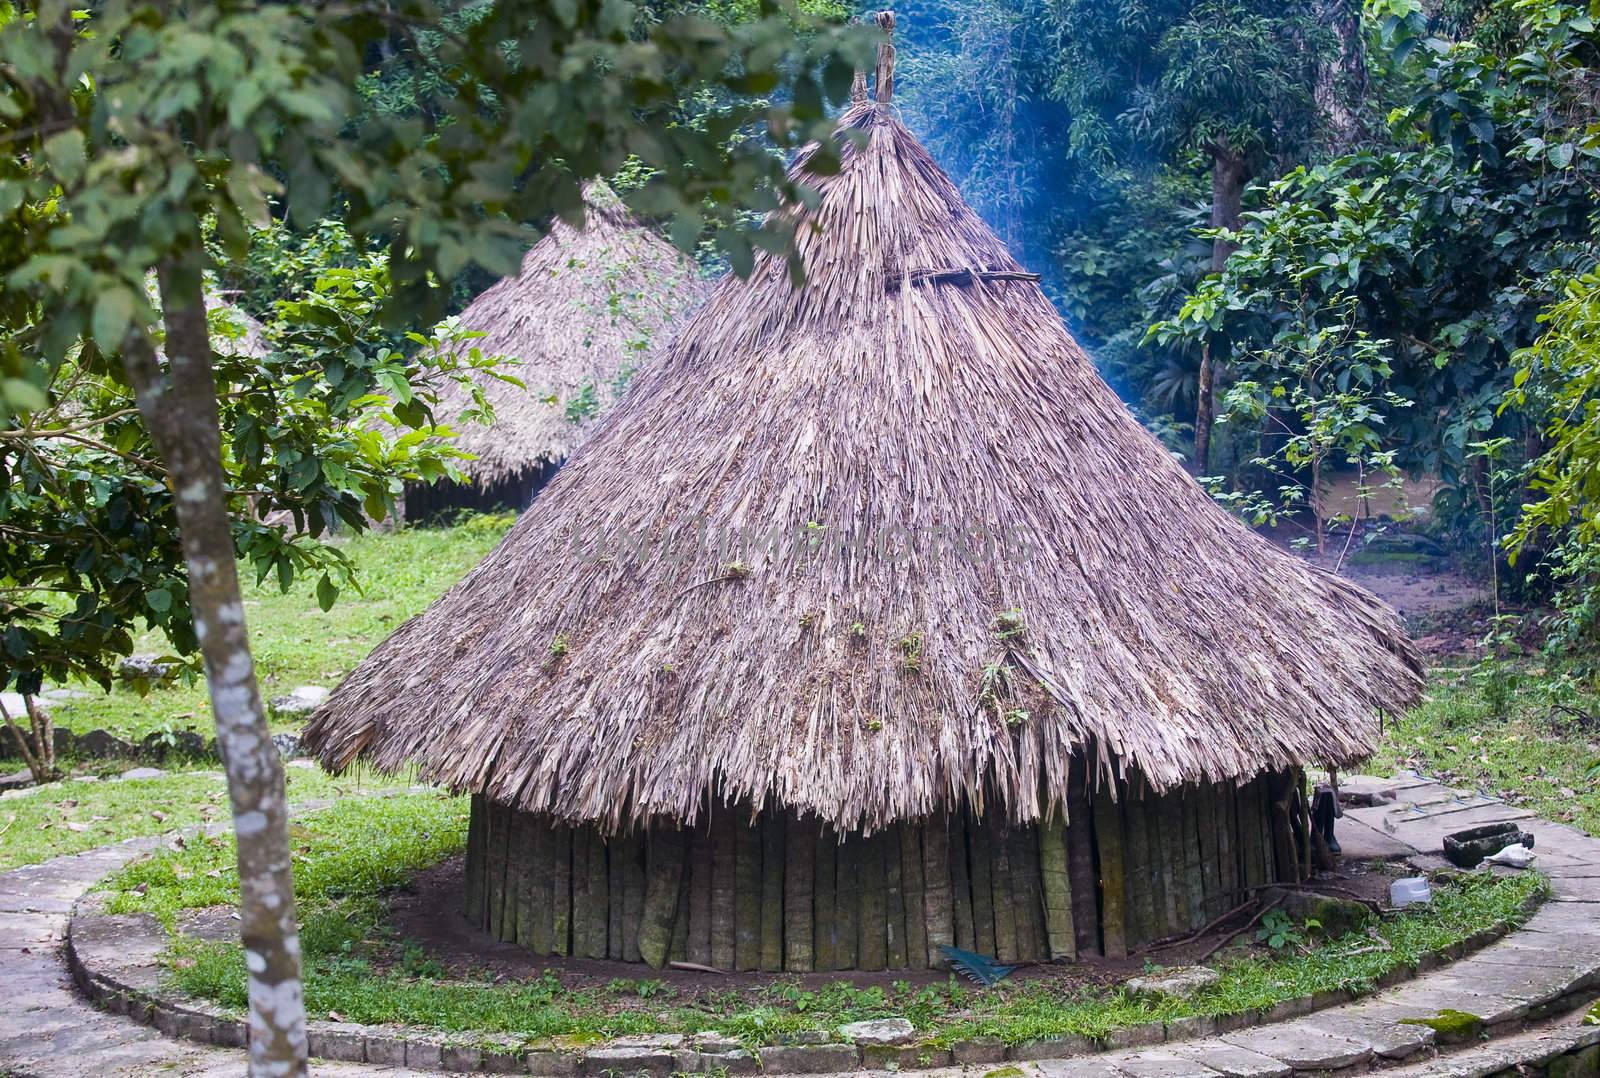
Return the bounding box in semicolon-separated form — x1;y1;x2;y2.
433;182;710;485
305;44;1423;835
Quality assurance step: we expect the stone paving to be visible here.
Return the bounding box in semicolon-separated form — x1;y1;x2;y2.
0;773;1596;1077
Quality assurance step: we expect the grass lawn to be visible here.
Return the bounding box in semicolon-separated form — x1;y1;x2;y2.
0;761;420;871
12;514;512;748
1370;665;1600;836
99;793;1547;1049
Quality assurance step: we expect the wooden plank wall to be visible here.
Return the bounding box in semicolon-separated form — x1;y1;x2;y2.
463;766;1302;970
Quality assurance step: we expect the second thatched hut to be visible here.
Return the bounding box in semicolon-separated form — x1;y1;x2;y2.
307;22;1423;971
405;183;709;521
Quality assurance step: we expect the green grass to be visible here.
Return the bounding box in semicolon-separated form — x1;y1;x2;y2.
1371;665;1600;835
31;515;512;745
0;761;419;871
97;794;1548;1049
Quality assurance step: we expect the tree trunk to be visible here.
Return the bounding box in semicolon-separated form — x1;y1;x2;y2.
1194;142;1250;474
1314;0;1367;152
0;693;57;784
122;250;308;1078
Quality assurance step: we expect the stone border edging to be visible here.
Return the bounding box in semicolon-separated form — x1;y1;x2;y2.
63;887;1557;1076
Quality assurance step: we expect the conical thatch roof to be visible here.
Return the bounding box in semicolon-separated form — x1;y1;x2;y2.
306;57;1423;835
435;183;710;483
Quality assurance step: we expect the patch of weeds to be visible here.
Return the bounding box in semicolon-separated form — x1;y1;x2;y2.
900;632;924;672
549;632;571;661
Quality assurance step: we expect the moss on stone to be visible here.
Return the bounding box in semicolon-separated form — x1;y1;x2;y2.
1400;1009;1483;1045
981;1066;1027;1078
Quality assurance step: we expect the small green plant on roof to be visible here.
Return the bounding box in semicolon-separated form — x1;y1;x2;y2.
798;610;817;630
850;620;866;639
548;632;571;661
723;560;751;579
900;632;925;671
1004;708;1030;727
994;608;1026;642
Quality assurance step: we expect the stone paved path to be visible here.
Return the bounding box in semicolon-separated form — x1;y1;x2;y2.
1;773;1596;1077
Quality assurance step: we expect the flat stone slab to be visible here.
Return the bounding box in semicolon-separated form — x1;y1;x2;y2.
1034;1058;1125;1078
1220;1024;1374;1071
1103;1049;1223;1077
1166;1041;1291;1078
1301;1009;1435;1059
838;1017;915;1045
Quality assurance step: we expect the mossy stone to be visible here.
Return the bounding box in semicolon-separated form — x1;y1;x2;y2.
1399;1009;1483;1046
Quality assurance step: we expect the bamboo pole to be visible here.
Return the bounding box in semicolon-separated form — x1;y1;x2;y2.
639;825;687;969
857;830;887;970
735;815;762;971
710;808;737;969
490;802;513;941
1217;781;1238;906
1065;769;1100;958
570;826;591;955
835;834;860;969
900;822;928;968
1038;810;1075;961
921;813;953;968
760;813;785;970
949;811;975;953
1093;781;1127;959
814;826;838;971
785;816;817;972
1180;786;1206;931
986;814;1016;961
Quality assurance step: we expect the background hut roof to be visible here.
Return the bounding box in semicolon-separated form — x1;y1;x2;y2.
305;97;1424;835
434;182;710;483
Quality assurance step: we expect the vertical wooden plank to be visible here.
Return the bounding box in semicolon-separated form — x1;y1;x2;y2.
1038;812;1075;961
949;812;975;953
669;862;691;963
1199;783;1223;920
884;824;907;968
857;830;887;970
490;803;513;942
1065;764;1100;958
785;816;816;972
686;824;713;965
814;825;838;971
1164;790;1190;934
1121;790;1153;948
570;827;591;956
551;824;572;956
1007;820;1045;961
834;834;859;969
760;814;785;971
734;816;762;971
900;822;928;968
622;830;646;963
518;816;553;953
1217;780;1238;907
586;830;609;959
639;825;687;969
1140;787;1170;943
987;814;1017;962
922;814;953;968
1094;781;1128;959
464;795;486;924
710;808;737;969
1181;786;1206;931
607;832;628;960
968;810;997;957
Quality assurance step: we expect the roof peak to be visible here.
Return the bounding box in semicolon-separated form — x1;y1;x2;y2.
851;10;897;107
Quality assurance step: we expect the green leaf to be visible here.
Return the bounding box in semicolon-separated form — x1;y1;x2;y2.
145;588;172;613
91;287;137;352
41;129;86;185
316;574;339;613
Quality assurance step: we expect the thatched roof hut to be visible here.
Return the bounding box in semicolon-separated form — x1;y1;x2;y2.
406;182;709;520
307;19;1422;971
